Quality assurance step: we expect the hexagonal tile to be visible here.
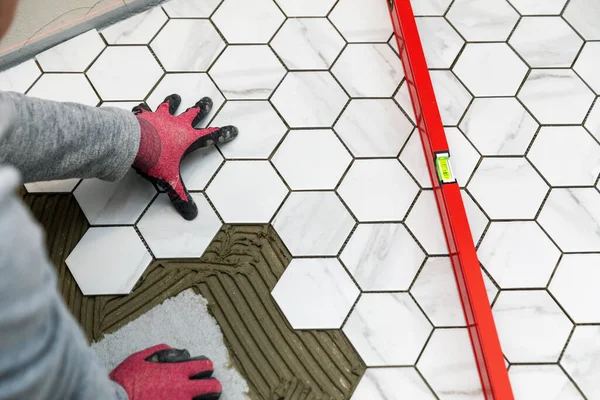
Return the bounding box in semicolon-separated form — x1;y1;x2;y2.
271;18;344;70
151;20;225;72
137;193;221;258
343;293;433;366
510;365;582;399
430;70;471;126
274;0;336;16
416;17;464;69
271;258;359;329
209;45;285;99
528;126;600;186
24;179;81;193
563;0;600;40
162;0;221;17
351;368;436;400
272;129;351;190
341;223;425;291
28;74;99;106
211;0;284;44
332;44;403;97
509;17;583;68
478;222;560;289
493;290;572;363
180;147;224;191
399;131;431;188
585;100;600;142
338;159;420;222
36;30;105;72
453;43;527;97
447;0;519;41
518;69;594;125
206;161;288;223
87;47;163;101
467;158;548;219
406;191;447;255
508;0;567;15
562;326;600;399
574;42;600;94
0;59;41;93
329;0;393;42
460;98;538;156
66;227;152;295
271;72;348;128
273;192;354;256
101;7;167;44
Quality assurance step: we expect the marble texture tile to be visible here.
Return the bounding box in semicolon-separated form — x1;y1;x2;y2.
162;0;221;17
562;326;600;399
271;258;359;329
429;70;472;126
36;30;105;72
584;100;600;142
338;159;420;222
445;128;479;186
563;0;600;40
394;80;416;124
343;293;433;366
274;0;336;16
66;227;152;295
101;7;167;45
273;192;355;256
493;290;572;363
329;0;393;42
446;0;519;41
415;17;464;69
271;72;348;128
341;223;425;291
351;368;436;400
399;131;432;189
211;0;285;44
24;179;80;193
509;365;583;400
508;0;568;15
0;59;41;93
574;42;600;94
179;147;224;191
272;129;351;190
406;191;447;255
137;193;221;258
28;74;99;106
206;161;288;223
151;20;225;72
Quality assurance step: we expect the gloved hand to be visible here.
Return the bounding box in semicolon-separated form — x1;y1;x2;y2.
109;344;222;400
132;95;237;220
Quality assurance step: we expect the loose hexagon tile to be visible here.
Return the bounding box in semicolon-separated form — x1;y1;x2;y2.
538;189;600;252
430;70;472;126
28;74;99;106
179;147;224;191
453;43;527;97
0;59;41;93
406;191;447;255
332;44;403;98
574;42;600;94
209;45;285;100
478;222;560;289
211;0;285;44
65;227;152;295
446;0;519;42
271;72;348;128
206;161;287;223
467;158;548;220
417;329;483;399
343;293;433;366
585;100;600;141
509;365;583;400
529;126;600;186
101;7;167;44
274;0;336;16
415;17;464;69
24;179;81;193
162;0;221;17
562;326;600;399
460;98;538;156
338;159;420;222
563;0;600;40
273;192;354;256
271;258;359;329
412;257;466;327
493;290;572;363
271;19;344;71
350;368;436;400
74;170;156;225
508;0;567;15
399;131;432;189
329;0;393;42
445;128;479;186
87;47;163;101
509;17;582;68
394;80;416;124
341;223;425;291
518;70;594;125
151;20;224;72
36;30;105;72
137;193;221;258
335;99;412;158
272;129;351;190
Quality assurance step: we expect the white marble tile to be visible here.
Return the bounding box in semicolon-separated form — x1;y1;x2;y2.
584;100;600;142
460;98;538;156
462;189;488;245
332;44;403;98
351;368;436;400
179;147;224;191
66;227;152;295
518;69;595;125
334;99;412;158
274;0;336;16
271;258;359;329
467;158;548;219
406;191;447;255
0;59;41;93
493;290;572;363
211;101;286;159
74;170;156;225
273;192;354;256
445;128;479;186
417;329;484;400
338;159;420;222
87;47;163;101
272;129;351;190
271;18;344;70
271;72;348;128
446;0;519;41
430;70;471;126
206;161;288;223
574;42;600;94
509;365;583;400
151;20;224;72
563;0;600;40
24;179;80;193
36;30;105;72
28;74;99;106
561;326;600;399
209;45;285;99
329;0;393;42
341;223;425;291
343;293;433;366
394;80;416;124
411;0;452;16
416;17;464;69
399;131;432;189
509;0;567;15
162;0;221;17
101;7;167;44
211;0;285;44
137;193;221;258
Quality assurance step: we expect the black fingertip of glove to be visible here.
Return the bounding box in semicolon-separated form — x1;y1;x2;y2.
132;102;151;114
192;391;221;400
190;369;214;380
217;126;238;143
191;97;214;127
163;94;182;115
170;191;198;221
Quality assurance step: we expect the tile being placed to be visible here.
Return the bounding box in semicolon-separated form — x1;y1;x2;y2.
329;0;393;42
574;42;600;94
180;147;224;191
274;0;335;16
415;17;464;68
509;365;583;400
563;0;600;40
406;191;447;255
28;74;99;106
36;30;105;72
101;7;167;44
211;0;284;43
508;0;567;15
446;0;518;41
351;368;436;400
399;131;432;189
0;59;41;93
162;0;221;17
271;258;359;329
273;192;354;256
66;227;152;295
562;326;600;399
25;179;80;193
429;70;471;126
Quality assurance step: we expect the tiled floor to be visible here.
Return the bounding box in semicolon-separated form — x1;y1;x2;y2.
1;0;600;398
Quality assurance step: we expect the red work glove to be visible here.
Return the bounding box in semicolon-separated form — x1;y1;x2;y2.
132;95;237;220
109;344;222;400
